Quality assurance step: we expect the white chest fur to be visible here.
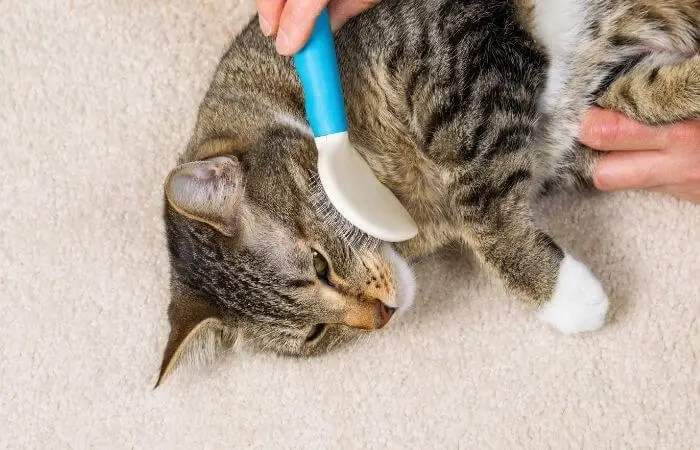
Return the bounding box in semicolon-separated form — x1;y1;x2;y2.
532;0;590;112
532;0;589;58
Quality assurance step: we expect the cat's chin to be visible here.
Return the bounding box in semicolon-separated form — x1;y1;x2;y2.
381;245;417;315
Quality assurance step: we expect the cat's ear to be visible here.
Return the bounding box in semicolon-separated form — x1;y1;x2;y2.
155;283;237;388
165;156;244;236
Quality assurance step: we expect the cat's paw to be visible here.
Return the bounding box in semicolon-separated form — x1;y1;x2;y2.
537;254;609;334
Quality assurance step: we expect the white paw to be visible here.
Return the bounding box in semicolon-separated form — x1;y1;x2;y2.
537;254;609;334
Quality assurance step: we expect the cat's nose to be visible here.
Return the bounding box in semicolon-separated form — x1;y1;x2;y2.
341;299;397;330
377;302;396;328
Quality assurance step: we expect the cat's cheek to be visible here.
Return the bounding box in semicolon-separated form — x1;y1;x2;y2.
537;254;610;334
382;245;417;312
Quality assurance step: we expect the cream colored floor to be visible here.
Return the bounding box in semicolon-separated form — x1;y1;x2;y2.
2;1;699;448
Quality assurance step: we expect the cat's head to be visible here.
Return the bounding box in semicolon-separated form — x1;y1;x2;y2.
157;131;415;386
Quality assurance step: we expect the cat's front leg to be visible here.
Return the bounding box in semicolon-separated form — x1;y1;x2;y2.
459;195;609;333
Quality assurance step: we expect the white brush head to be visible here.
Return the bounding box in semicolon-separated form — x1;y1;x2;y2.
309;175;381;250
314;132;418;243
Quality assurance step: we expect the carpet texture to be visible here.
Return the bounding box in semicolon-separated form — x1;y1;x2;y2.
1;1;698;448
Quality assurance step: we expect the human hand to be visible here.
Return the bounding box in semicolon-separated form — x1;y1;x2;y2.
256;0;381;55
579;107;700;204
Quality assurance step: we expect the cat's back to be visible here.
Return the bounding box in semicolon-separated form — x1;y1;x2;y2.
335;0;546;156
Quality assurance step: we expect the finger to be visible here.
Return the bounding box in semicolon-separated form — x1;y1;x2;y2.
256;0;285;36
579;107;669;151
276;0;328;55
328;0;380;31
594;150;681;191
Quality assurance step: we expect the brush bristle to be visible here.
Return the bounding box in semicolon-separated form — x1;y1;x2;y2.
309;174;381;250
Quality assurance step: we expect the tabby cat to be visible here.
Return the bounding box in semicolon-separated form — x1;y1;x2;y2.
156;0;699;385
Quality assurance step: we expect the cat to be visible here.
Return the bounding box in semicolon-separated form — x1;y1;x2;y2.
155;0;700;385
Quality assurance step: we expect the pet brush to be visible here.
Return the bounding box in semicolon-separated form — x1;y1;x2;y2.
293;8;418;244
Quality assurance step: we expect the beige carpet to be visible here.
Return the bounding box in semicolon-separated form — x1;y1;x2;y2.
2;1;699;448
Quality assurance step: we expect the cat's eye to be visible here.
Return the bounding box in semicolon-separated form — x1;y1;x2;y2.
312;250;331;284
306;324;327;343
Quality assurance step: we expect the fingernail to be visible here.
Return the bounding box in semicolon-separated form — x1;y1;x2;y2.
276;30;290;54
259;15;272;36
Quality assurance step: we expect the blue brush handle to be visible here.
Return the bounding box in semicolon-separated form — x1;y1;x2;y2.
293;8;348;138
